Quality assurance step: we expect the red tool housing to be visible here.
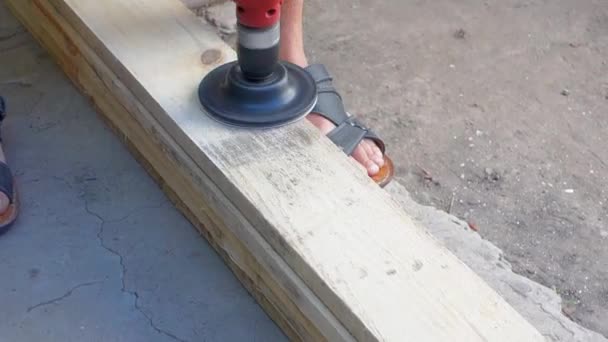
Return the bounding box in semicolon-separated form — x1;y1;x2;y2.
234;0;283;28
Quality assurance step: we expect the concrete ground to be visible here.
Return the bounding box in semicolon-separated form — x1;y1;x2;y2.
1;0;607;341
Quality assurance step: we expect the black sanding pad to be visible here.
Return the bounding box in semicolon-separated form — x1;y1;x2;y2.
198;61;317;128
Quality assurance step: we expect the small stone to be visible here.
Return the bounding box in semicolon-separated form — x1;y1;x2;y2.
28;268;40;279
467;221;479;231
600;230;608;238
564;189;574;194
484;167;500;182
453;28;466;39
561;89;570;96
562;304;577;317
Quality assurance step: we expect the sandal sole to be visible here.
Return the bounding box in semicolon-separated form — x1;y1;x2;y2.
0;180;19;236
372;155;395;188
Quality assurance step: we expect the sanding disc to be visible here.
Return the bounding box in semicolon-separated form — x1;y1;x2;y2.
198;61;317;128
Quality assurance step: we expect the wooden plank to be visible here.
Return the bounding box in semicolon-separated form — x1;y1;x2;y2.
7;0;545;340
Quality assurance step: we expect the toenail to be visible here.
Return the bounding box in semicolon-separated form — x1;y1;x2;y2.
368;163;380;175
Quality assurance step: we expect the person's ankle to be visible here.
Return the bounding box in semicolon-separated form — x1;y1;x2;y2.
279;49;308;68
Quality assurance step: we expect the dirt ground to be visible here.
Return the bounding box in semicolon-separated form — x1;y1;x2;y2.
295;0;608;336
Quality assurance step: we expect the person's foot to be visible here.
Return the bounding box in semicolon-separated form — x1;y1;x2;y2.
277;2;386;177
0;95;18;236
306;113;385;176
0;147;10;215
284;53;386;176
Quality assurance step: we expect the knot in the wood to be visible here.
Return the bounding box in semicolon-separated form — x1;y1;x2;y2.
201;49;222;65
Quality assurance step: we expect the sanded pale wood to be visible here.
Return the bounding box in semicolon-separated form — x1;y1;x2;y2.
7;0;545;340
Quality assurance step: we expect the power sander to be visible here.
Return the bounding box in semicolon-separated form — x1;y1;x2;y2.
198;0;317;128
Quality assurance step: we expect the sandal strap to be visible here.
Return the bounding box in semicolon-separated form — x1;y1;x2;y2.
0;96;5;121
0;162;14;204
305;64;386;156
326;118;368;155
305;63;334;84
363;128;386;154
305;64;346;126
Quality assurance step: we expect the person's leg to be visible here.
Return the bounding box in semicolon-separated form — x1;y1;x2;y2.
279;0;385;176
278;0;308;68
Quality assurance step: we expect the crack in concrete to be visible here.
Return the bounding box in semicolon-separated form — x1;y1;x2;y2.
83;199;187;342
27;281;102;313
507;281;576;340
0;40;32;54
0;32;18;42
539;302;577;340
0;27;26;41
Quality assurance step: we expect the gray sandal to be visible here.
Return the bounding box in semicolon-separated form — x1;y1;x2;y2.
305;64;394;187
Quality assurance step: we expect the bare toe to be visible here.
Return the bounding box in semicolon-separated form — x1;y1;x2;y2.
367;140;385;167
0;191;9;215
351;143;380;176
